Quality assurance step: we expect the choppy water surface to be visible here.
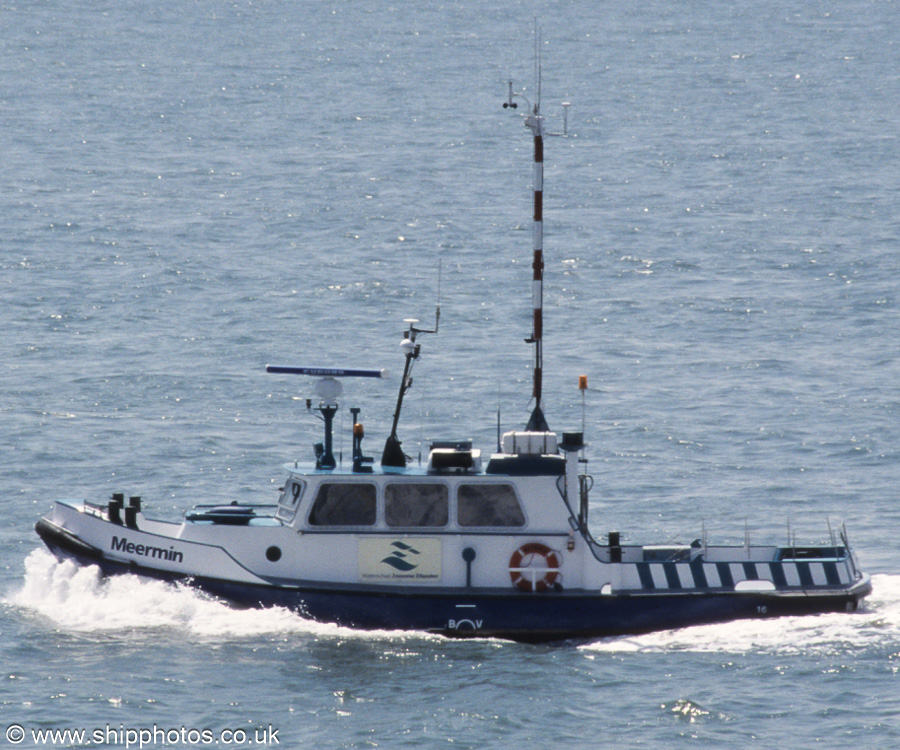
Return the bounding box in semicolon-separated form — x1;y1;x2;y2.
3;1;900;747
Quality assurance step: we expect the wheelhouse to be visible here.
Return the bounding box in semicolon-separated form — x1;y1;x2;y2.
276;474;531;532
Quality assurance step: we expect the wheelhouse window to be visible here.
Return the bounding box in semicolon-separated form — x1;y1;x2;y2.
276;479;305;522
457;483;526;527
385;484;449;528
308;483;376;526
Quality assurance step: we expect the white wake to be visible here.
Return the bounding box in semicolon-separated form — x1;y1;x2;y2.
583;573;899;655
6;548;435;643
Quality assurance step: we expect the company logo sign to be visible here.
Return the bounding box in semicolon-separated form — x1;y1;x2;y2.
358;538;441;584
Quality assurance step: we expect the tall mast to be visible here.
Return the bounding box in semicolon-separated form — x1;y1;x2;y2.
525;100;548;432
505;25;550;433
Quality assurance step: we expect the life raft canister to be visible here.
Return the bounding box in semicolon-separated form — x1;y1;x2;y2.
509;542;561;592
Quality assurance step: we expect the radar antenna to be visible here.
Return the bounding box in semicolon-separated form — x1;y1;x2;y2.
266;366;387;470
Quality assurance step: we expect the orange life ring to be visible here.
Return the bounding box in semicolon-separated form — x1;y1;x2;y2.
509;542;561;592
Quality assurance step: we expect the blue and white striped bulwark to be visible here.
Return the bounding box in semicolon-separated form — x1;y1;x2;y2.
616;558;851;593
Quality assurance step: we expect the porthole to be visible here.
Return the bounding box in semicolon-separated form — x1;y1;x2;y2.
266;546;282;562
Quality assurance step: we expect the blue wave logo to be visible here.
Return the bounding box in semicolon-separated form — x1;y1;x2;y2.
380;541;421;572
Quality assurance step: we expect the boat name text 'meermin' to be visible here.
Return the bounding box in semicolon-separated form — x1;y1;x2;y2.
111;535;184;563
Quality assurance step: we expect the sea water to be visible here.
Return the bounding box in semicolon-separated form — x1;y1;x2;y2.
2;0;900;747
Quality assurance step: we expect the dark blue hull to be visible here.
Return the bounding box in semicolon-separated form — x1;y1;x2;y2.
36;519;871;643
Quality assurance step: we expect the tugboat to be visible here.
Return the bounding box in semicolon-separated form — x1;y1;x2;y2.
35;70;871;643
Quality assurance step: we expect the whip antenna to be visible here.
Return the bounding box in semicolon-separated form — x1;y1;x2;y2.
381;262;441;468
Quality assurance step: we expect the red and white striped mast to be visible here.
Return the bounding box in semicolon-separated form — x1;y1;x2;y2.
504;28;550;432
